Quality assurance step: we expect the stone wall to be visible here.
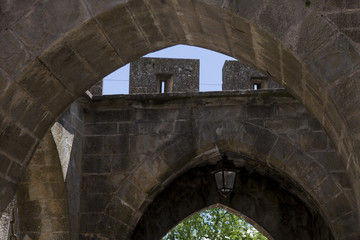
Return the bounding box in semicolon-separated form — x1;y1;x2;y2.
52;101;85;240
129;57;199;94
1;3;360;230
78;90;354;239
222;60;281;90
0;198;17;240
17;131;70;239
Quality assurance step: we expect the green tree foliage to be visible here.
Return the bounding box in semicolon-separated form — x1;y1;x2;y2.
163;208;267;240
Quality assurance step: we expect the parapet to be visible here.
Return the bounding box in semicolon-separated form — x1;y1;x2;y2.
222;61;281;90
129;57;199;94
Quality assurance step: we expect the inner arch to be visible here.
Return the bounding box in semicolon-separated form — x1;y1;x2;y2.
132;165;334;240
162;205;269;240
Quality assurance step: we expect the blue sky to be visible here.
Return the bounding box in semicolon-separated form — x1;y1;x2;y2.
103;44;236;94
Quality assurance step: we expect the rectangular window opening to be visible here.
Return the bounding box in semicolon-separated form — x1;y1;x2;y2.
251;77;268;91
157;74;174;93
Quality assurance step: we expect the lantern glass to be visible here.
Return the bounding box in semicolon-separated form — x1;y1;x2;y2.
224;170;236;189
213;155;237;198
215;171;224;189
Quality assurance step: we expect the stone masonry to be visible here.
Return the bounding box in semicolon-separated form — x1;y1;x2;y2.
129;57;199;94
1;1;360;240
222;60;282;90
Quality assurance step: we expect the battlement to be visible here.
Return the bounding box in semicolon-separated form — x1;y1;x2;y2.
222;60;281;91
129;57;200;94
89;58;283;96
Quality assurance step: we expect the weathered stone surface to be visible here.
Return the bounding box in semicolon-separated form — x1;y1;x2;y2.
74;90;354;239
130;57;199;94
17;131;70;239
222;60;281;90
2;1;360;240
12;3;60;57
0;30;31;78
40;44;97;96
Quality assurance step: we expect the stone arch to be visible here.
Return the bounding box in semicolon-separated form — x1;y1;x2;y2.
141;128;356;240
132;165;334;240
1;0;360;234
80;90;357;239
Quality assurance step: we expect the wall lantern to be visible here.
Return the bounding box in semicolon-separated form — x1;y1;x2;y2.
212;155;237;198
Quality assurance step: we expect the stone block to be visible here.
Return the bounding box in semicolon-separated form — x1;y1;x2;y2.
282;48;303;94
116;180;146;210
147;0;186;43
7;161;24;183
0;177;17;213
104;136;129;154
43;0;90;34
313;176;341;204
331;171;352;189
82;175;115;194
80;193;111;212
83;155;111;174
129;135;155;154
222;0;264;22
127;0;165;50
40;43;97;96
296;14;337;60
298;131;328;151
253;129;278;159
283;150;312;178
96;4;150;63
323;0;344;10
330;212;359;239
0;152;11;176
306;33;359;85
172;0;205;44
0;0;39;31
66;20;123;78
85;123;117;136
345;0;360;8
16;60;75;117
193;1;231;53
129;164;158;194
301;162;327;189
86;110;134;123
79;213;102;233
13;3;60;56
268;137;294;168
0;30;30;78
251;27;282;81
105;197;135;223
84;0;128;16
110;154;139;174
247;105;275;119
323;193;354;221
96;214;131;239
84;137;104;154
0;115;37;162
225;13;256;64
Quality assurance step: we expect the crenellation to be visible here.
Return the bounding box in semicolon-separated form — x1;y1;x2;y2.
129;57;200;94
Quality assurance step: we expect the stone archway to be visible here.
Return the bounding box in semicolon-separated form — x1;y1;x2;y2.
133;165;334;240
1;0;360;237
76;91;357;239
